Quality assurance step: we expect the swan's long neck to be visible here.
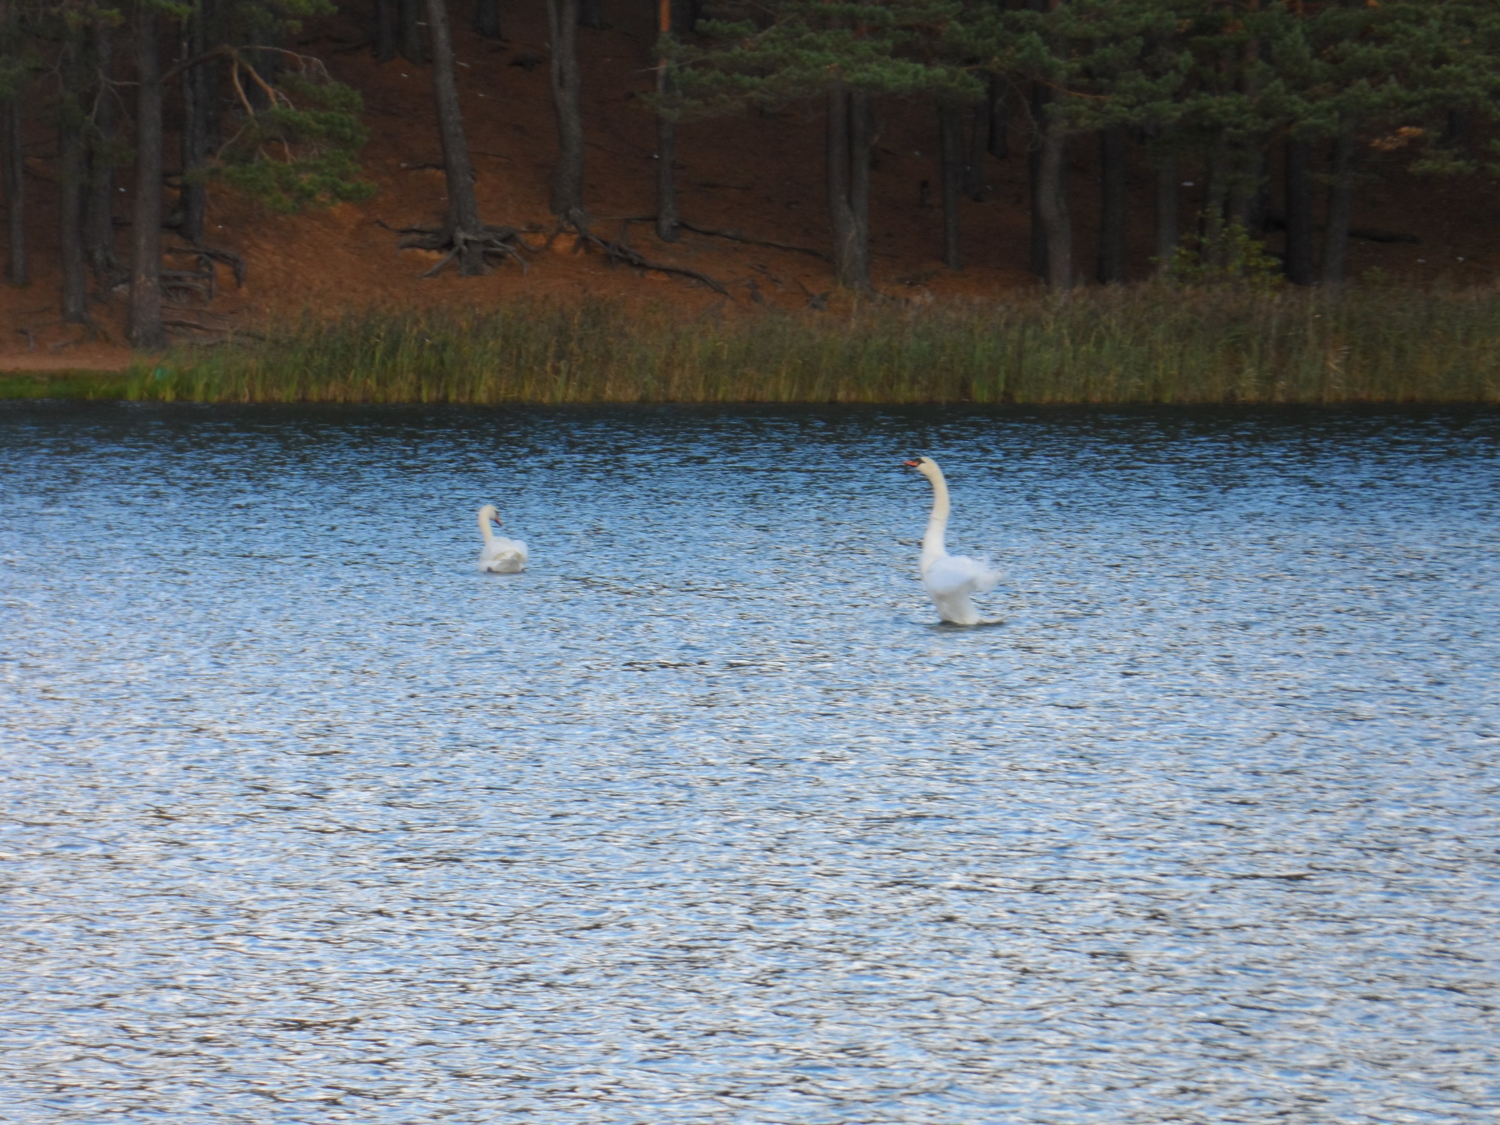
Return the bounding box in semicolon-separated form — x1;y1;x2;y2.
478;510;495;544
920;468;951;573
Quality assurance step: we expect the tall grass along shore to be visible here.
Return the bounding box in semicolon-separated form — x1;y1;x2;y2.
8;286;1500;405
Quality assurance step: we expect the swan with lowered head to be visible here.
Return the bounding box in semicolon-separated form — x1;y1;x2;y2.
903;457;1001;625
477;504;528;573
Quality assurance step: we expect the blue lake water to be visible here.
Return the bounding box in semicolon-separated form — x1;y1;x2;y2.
2;402;1498;1124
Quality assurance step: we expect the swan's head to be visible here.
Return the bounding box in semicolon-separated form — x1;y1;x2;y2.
903;457;941;480
478;504;500;526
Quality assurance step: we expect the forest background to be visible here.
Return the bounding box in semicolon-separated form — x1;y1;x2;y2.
1;0;1499;401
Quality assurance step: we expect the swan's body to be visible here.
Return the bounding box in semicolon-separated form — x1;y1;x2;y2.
477;504;528;573
903;457;1001;625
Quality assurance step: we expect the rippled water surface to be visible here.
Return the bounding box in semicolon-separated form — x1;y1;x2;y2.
3;403;1499;1124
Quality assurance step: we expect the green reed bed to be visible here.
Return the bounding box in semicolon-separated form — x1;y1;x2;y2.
12;285;1498;404
0;370;138;400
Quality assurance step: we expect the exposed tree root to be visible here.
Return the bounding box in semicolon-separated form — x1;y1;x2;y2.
163;319;233;344
399;223;536;275
391;211;726;292
160;243;247;304
162;268;215;303
192;245;247;287
163;316;222;333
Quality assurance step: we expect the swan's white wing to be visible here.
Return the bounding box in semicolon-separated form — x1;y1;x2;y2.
481;536;528;573
922;554;1000;625
922;553;1000;598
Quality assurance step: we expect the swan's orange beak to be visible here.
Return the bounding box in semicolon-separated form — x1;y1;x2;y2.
902;459;921;468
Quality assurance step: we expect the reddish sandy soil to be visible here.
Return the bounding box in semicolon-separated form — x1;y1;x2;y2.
3;1;1497;373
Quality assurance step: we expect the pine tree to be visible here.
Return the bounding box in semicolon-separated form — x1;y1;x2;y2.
667;0;977;290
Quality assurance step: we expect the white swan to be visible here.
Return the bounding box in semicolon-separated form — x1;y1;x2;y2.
903;457;1001;625
477;504;528;573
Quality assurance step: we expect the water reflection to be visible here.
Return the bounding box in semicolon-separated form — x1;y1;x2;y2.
2;403;1498;1123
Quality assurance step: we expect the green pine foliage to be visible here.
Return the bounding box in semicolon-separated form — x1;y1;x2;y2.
202;0;375;212
214;66;375;212
664;0;979;116
1165;220;1284;292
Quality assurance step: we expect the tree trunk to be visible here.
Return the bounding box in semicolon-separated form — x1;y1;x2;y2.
2;95;24;286
965;88;989;200
1035;102;1071;290
1028;81;1047;277
86;18;118;281
654;0;679;242
826;82;872;291
850;90;873;286
59;115;88;322
1443;107;1472;160
129;2;166;350
245;23;283;111
578;0;606;29
654;97;678;244
398;0;426;65
374;0;396;61
424;0;485;273
473;0;501;38
1228;34;1261;237
1153;153;1177;276
1321;122;1355;286
939;103;963;270
986;75;1008;159
1227;146;1261;232
828;82;850;272
547;0;585;225
1097;124;1125;284
1283;135;1313;285
179;0;211;245
1202;141;1230;268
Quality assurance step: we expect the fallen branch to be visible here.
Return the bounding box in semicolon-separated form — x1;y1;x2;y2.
544;215;726;294
584;230;729;295
678;222;830;262
162;318;264;346
1350;227;1420;244
792;275;830;310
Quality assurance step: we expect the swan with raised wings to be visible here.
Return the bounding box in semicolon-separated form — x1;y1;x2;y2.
477;504;528;573
902;457;1001;625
